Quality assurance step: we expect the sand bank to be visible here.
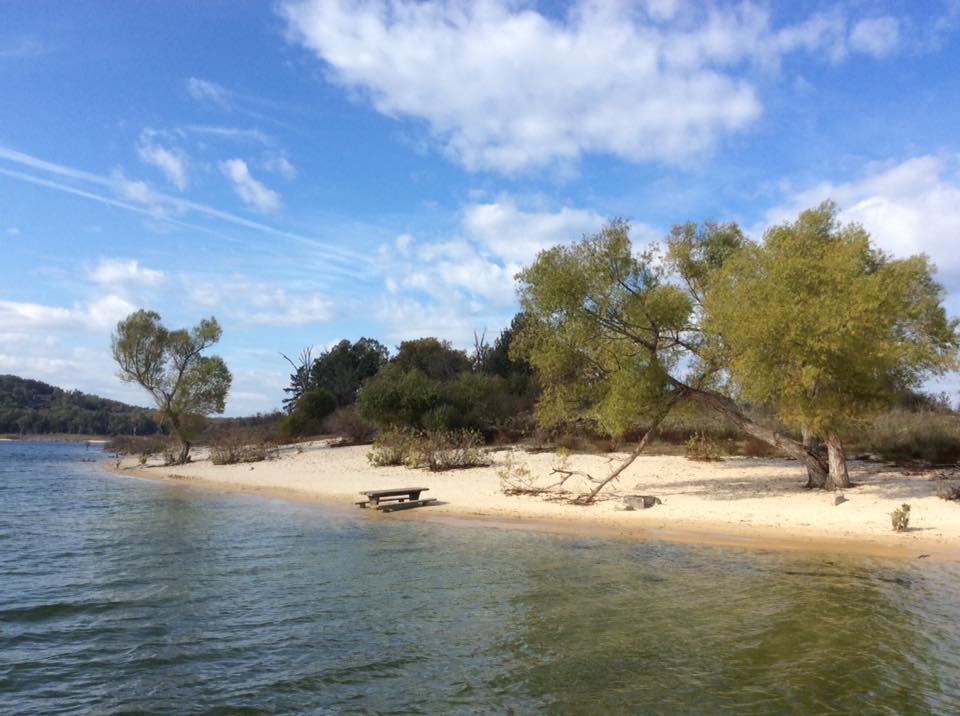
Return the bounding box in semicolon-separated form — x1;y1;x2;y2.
108;442;960;560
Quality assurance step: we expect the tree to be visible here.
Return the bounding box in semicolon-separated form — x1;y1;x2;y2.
279;388;337;437
310;338;389;406
514;218;834;492
702;203;959;488
112;310;232;463
392;337;471;379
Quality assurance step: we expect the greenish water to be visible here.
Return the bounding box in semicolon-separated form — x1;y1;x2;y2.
1;441;959;714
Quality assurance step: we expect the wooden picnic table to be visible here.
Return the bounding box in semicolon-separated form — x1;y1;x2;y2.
356;487;437;512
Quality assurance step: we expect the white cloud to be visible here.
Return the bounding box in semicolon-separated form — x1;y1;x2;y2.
281;1;900;173
463;199;607;265
766;156;960;281
262;152;297;179
220;158;281;213
849;16;900;58
5;227;19;236
183;276;333;325
137;130;189;190
89;258;165;287
0;294;136;334
187;77;230;107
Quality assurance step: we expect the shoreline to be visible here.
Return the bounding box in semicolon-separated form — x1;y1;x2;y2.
102;442;960;561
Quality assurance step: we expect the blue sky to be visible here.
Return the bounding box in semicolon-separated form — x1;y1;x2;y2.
2;0;960;415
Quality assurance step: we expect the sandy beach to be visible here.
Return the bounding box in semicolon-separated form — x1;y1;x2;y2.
105;441;960;559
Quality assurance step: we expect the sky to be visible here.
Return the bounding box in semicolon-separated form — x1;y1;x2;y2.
2;0;960;415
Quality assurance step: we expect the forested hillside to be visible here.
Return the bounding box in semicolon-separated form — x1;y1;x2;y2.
0;375;163;436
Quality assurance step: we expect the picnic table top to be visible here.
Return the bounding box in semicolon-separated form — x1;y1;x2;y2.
361;487;429;498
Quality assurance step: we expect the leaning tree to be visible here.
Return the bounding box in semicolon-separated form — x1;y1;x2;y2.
112;310;232;464
513;209;958;496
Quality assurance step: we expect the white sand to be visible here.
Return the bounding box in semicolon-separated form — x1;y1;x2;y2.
111;442;960;559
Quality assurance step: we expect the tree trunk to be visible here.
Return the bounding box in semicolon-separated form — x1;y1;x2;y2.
684;388;831;488
825;432;851;490
801;425;824;489
169;414;191;465
573;390;684;504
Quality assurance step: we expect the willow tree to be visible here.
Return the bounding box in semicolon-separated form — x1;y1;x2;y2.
513;219;833;496
112;310;232;464
702;203;959;489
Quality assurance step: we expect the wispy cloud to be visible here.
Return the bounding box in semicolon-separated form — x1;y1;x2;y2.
137;129;189;190
220;158;281;213
0;145;369;274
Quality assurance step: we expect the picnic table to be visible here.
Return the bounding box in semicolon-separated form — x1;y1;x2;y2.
356;487;437;513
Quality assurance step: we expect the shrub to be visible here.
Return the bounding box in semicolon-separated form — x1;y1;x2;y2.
685;431;725;461
741;437;778;458
938;483;960;501
367;428;489;472
367;428;416;467
891;503;911;532
863;411;960;465
208;428;280;465
405;429;489;472
279;388;337;439
321;406;376;445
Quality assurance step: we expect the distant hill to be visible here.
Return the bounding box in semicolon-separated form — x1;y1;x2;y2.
0;375;163;436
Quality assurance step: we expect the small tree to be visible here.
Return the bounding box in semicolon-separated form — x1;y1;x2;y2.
112;310;232;464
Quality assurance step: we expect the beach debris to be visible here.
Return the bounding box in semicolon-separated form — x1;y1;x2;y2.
622;495;662;511
833;491;847;506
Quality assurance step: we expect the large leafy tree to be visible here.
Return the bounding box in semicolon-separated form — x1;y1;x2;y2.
703;203;959;488
282;338;389;410
112;310;231;463
515;219;833;490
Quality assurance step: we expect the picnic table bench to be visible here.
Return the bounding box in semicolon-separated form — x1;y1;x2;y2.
355;487;437;513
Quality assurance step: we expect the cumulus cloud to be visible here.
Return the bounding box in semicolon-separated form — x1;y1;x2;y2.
0;294;137;334
849;16;900;57
89;258;165;287
220;158;281;212
137;130;189;190
280;1;904;173
766;156;960;281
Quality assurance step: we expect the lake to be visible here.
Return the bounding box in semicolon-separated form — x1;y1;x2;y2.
2;441;959;714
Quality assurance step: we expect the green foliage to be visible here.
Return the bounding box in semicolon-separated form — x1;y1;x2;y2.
279;388;337;439
357;362;508;431
310;338;388;407
703;202;959;436
0;374;162;436
891;503;911;532
393;337;472;379
367;428;487;472
111;310;231;463
513;219;688;437
684;431;725;461
321;406;376;445
863;410;960;465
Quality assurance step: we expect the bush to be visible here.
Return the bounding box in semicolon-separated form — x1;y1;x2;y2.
891;503;911;532
740;437;778;458
367;428;489;472
863;411;960;465
321;406;376;445
367;428;416;467
938;483;960;501
208;428;280;465
279;388;337;438
406;429;489;472
685;431;725;461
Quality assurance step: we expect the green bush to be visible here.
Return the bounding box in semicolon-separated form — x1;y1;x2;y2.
367;428;416;466
279;388;337;438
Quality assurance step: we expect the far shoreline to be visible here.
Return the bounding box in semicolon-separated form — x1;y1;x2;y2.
100;442;960;562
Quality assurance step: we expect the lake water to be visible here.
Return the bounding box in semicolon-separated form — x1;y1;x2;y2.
2;441;959;714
